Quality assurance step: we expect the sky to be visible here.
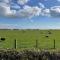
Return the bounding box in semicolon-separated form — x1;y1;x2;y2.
0;0;60;29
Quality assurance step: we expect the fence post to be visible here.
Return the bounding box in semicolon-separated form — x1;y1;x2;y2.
36;40;38;48
14;39;17;49
54;39;55;49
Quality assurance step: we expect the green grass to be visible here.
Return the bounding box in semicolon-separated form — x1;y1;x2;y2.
0;29;60;49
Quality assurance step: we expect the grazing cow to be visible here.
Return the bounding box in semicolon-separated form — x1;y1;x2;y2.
45;35;49;38
1;38;5;41
48;31;51;34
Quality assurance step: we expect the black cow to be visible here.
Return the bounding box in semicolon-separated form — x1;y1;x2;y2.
1;38;5;41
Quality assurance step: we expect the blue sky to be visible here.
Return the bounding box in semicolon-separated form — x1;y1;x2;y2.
0;0;60;29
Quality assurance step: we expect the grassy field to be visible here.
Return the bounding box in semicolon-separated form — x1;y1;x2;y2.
0;29;60;49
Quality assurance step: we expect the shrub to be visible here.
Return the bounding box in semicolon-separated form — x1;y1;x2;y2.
0;49;59;60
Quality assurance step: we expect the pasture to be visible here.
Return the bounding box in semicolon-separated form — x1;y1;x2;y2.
0;29;60;49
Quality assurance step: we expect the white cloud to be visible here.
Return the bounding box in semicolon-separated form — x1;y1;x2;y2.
0;0;60;18
17;0;29;5
11;3;21;10
39;3;45;8
42;9;50;16
0;0;51;18
3;0;10;3
57;0;60;2
51;6;60;13
0;2;16;17
15;5;42;18
0;3;42;18
0;0;10;3
0;1;42;18
50;6;60;17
